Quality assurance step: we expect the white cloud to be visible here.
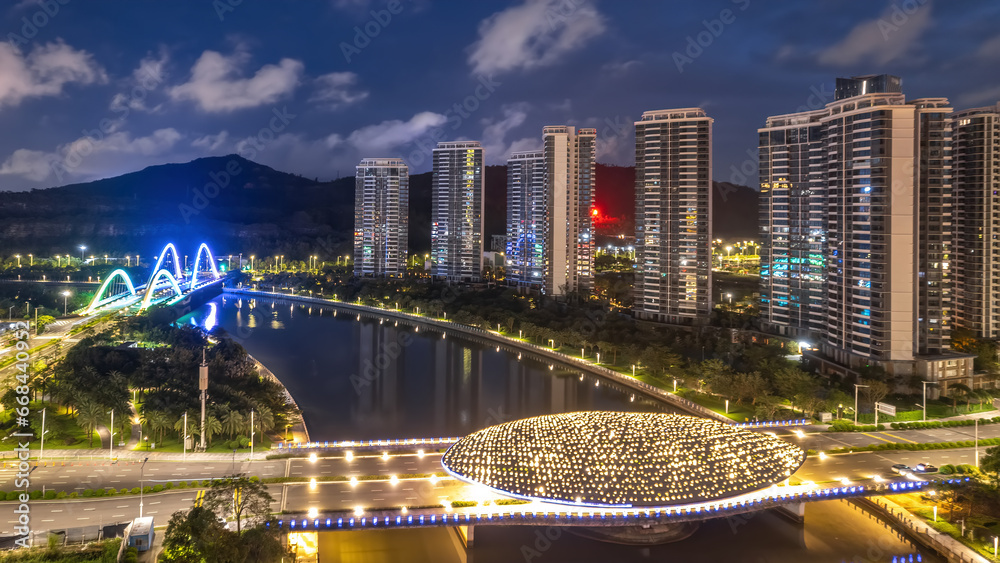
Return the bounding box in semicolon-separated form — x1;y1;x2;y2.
467;0;605;75
309;72;368;110
0;128;183;185
344;111;448;155
169;48;303;112
957;85;1000;108
0;40;107;109
192;131;230;152
480;104;535;162
110;49;170;114
818;2;933;66
977;35;1000;60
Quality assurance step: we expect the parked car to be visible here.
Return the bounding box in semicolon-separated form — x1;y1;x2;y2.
891;464;911;475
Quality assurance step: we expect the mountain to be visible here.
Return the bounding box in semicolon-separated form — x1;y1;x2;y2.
0;156;758;257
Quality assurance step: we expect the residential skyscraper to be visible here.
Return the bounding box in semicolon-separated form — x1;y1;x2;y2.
759;75;973;384
431;141;484;282
633;108;713;324
953;102;1000;339
506;150;547;289
354;158;408;277
543;126;596;296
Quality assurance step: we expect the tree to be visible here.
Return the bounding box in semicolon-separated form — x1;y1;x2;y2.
161;506;239;563
981;445;1000;487
949;383;973;411
251;407;274;445
860;379;890;411
203;415;222;446
202;474;274;535
144;409;171;445
76;399;103;448
221;410;245;439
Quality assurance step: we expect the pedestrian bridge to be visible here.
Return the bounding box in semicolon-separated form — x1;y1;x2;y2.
275;478;957;533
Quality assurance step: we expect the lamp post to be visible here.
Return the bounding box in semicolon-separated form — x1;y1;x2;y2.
39;408;48;460
79;245;86;262
14;254;20;267
62;291;70;316
28;254;32;266
921;381;931;422
854;384;869;426
139;457;149;517
250;255;255;271
976;418;980;468
108;409;115;460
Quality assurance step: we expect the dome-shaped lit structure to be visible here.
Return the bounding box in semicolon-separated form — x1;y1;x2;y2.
441;412;806;508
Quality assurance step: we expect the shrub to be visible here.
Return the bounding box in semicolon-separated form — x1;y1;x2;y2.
43;490;57;500
451;500;477;508
1;491;13;501
152;485;163;493
239;437;250;448
249;476;260;483
82;489;93;498
120;488;129;495
164;482;174;490
939;464;954;474
68;492;78;499
201;480;211;487
130;487;140;495
94;489;105;497
142;486;153;494
56;491;67;499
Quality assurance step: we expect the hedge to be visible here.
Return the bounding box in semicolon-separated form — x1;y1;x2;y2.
828;437;1000;454
828;420;885;432
451;500;477;508
890;417;1000;431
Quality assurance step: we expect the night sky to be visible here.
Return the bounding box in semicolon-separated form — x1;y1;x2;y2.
0;0;997;191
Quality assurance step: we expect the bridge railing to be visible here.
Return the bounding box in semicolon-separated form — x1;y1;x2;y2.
273;479;939;531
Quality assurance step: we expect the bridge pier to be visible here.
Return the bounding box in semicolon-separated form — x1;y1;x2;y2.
454;525;474;548
775;502;806;524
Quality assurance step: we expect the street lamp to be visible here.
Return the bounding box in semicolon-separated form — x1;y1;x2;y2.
726;293;732;304
250;255;255;271
921;381;933;422
28;254;32;266
14;254;20;267
79;245;86;262
62;291;70;315
139;457;149;517
854;384;869;426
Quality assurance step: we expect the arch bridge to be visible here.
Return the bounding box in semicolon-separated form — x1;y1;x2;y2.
83;242;224;315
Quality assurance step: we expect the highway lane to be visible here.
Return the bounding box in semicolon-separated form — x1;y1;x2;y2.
0;453;447;492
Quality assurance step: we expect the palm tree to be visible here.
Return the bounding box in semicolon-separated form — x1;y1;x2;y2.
252;407;275;445
174;414;197;443
203;415;222;446
221;410;245;438
142;409;170;445
949;383;973;412
76;400;103;448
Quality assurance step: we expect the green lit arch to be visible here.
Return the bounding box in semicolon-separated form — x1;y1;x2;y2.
83;269;137;314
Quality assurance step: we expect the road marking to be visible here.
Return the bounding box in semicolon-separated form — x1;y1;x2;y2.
882;432;918;444
51;510;62;513
116;505;129;508
83;508;95;511
112;514;124;518
861;432;896;444
42;519;54;523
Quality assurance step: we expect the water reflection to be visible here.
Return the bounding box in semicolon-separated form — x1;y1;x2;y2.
184;295;667;441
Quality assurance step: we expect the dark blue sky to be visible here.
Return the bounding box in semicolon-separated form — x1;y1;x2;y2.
0;0;997;191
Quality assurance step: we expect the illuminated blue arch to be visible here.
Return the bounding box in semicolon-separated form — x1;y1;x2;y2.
84;269;137;314
139;269;183;311
190;243;220;291
149;243;182;285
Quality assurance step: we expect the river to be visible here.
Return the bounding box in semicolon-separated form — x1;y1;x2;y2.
184;293;943;562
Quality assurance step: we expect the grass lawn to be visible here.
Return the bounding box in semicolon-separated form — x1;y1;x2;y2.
131;433;273;454
0;403;100;451
679;391;755;421
926;401;997;419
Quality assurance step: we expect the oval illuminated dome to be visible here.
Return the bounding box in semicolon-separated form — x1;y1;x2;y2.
441;412;806;508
